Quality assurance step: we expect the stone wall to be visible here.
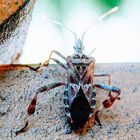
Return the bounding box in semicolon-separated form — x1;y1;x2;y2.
0;0;36;63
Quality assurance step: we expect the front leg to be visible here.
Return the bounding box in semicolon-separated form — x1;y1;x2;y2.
20;50;67;72
25;57;67;71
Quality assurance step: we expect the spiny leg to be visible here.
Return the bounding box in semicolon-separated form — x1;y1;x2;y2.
15;82;65;135
94;83;121;101
94;83;121;126
28;57;67;71
44;58;67;70
94;74;112;100
24;50;67;71
43;50;66;65
94;74;111;85
0;64;42;71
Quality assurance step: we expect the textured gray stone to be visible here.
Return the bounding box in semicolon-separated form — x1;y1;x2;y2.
0;63;140;139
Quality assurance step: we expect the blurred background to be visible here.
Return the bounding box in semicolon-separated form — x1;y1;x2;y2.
20;0;140;64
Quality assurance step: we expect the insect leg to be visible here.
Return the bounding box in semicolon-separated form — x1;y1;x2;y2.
41;50;66;68
94;83;121;126
49;58;67;70
94;74;111;85
42;57;67;70
15;82;65;135
30;57;67;71
44;50;66;63
21;50;67;71
0;64;42;71
94;83;121;108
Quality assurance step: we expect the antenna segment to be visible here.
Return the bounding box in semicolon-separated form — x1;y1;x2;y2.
41;15;77;42
52;20;77;42
81;6;119;42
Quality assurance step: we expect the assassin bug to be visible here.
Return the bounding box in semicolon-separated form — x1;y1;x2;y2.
15;6;121;135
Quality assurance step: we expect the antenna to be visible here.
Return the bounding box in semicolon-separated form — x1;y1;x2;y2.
41;15;77;43
81;6;119;42
88;48;96;56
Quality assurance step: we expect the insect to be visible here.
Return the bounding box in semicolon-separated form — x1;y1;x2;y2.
15;6;121;135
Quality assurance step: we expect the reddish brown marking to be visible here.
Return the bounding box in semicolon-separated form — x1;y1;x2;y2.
27;95;37;115
14;52;21;62
88;74;93;84
103;89;120;108
15;121;29;135
86;87;91;95
75;113;95;135
103;97;117;108
0;64;37;70
109;90;120;98
47;83;65;91
69;75;75;83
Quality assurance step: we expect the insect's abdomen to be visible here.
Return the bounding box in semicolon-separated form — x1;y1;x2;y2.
70;87;91;130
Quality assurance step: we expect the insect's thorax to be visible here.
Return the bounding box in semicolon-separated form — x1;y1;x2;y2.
66;54;95;103
67;54;95;82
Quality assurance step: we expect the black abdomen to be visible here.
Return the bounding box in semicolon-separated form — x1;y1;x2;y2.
70;87;91;130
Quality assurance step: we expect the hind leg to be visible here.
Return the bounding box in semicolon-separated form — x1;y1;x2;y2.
94;74;111;85
94;83;121;126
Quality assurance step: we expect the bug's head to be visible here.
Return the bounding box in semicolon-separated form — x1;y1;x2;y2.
73;38;84;54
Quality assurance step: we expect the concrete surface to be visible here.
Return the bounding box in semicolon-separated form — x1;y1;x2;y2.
0;63;140;140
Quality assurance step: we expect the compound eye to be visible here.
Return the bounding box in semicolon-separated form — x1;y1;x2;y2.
82;55;88;59
81;55;85;59
74;54;80;59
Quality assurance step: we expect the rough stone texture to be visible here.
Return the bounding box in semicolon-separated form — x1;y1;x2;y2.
0;0;36;64
0;63;140;140
0;1;24;24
